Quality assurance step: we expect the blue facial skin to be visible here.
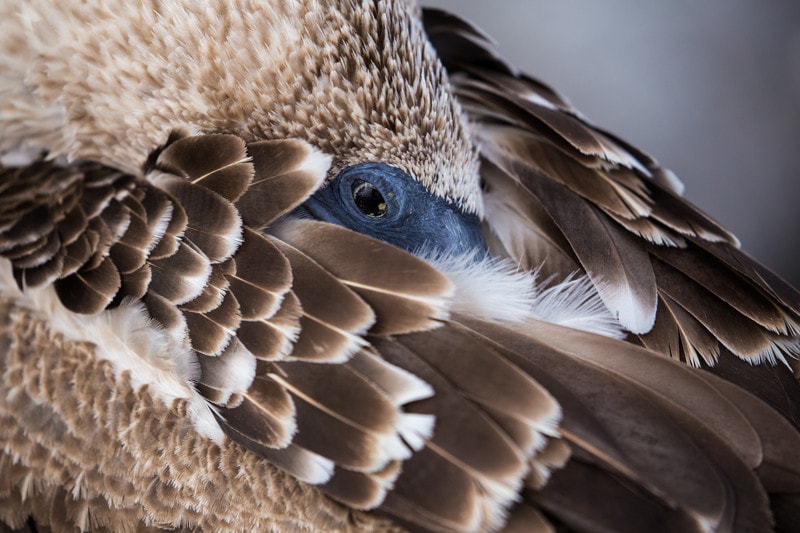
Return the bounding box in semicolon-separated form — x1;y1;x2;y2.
295;162;486;257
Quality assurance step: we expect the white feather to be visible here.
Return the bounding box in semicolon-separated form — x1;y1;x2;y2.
396;413;435;452
198;338;257;402
0;259;224;442
349;350;435;406
270;446;335;486
0;147;43;167
593;277;656;335
530;274;626;339
421;250;625;339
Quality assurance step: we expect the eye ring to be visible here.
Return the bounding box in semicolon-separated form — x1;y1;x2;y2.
351;179;388;218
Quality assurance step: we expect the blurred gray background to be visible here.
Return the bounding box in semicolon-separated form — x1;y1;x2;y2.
424;1;800;287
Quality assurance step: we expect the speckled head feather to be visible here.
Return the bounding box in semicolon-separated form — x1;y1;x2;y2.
0;0;482;213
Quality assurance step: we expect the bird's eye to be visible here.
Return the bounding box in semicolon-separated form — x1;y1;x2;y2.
352;179;388;218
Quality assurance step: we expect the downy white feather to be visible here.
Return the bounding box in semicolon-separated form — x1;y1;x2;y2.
421;250;625;339
0;259;224;442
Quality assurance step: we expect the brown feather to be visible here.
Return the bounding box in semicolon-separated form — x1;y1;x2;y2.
381;446;484;533
274;239;375;336
151;134;253;203
236;290;302;361
13;249;65;288
5;230;60;267
178;262;229;314
345;349;436;409
97;197;133;244
272;238;374;362
397;323;559;456
235;318;294;362
525;437;571;491
423;8;800;374
2;206;56;250
54;203;89;249
532;459;706;533
146;196;187;261
285;315;367;363
60;232;94;277
700;347;800;430
501;504;556;533
640;294;721;365
236;139;329;229
652;257;778;360
373;329;555;532
79;214;118;273
321;461;402;510
457;318;773;530
608;209;688;247
694;371;800;491
513;319;764;469
272;380;399;472
255;352;431;480
53;256;121;314
141;291;187;339
651;244;793;334
481;159;579;274
147;241;211;305
107;209;151;274
484;123;654;220
151;175;241;263
486;152;658;333
214;374;296;448
692;239;800;316
272;219;453;335
276;359;400;437
183;289;240;356
226;229;292;321
647;185;738;244
116;263;152;303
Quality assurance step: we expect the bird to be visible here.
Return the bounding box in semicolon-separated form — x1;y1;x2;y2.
0;1;799;532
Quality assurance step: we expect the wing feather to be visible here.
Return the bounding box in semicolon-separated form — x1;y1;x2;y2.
5;101;800;533
484;151;658;333
271;238;375;363
272;219;454;335
455;318;780;529
235;139;330;229
422;7;800;373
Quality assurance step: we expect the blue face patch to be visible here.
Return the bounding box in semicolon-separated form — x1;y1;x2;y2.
295;162;485;257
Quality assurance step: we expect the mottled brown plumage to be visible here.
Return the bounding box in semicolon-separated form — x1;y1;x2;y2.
1;2;799;533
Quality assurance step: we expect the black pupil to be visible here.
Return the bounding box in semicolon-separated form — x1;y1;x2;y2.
352;179;387;218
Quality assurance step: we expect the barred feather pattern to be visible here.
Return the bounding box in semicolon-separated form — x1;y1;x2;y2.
421;8;800;372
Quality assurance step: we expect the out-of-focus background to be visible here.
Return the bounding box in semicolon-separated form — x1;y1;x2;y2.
423;1;800;287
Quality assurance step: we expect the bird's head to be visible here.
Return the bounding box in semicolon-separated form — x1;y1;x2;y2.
295;161;485;257
258;0;486;256
1;0;484;256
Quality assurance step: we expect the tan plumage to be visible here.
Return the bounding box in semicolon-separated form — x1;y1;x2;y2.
1;1;799;533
